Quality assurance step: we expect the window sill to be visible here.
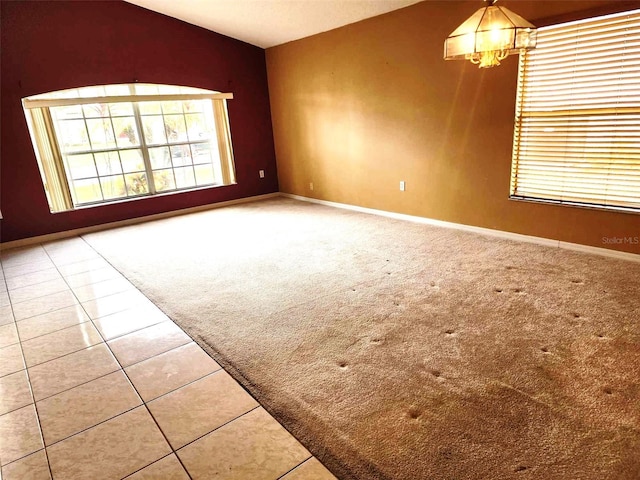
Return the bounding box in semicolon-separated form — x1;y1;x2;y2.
508;196;640;215
50;182;236;214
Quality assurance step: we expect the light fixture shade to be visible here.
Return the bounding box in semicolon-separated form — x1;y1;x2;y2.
444;3;537;67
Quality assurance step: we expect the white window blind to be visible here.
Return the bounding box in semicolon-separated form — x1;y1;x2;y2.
510;9;640;212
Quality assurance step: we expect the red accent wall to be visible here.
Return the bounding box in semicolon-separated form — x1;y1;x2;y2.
0;0;278;242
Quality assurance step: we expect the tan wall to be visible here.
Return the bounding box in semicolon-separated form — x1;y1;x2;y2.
266;0;640;254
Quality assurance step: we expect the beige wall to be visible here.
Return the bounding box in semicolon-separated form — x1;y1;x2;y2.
266;0;640;254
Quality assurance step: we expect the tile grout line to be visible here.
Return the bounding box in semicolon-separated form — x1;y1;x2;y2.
5;264;120;294
58;238;195;480
10;289;152;337
172;405;261;452
0;394;38;418
15;318;94;344
6;280;68;300
21;312;169;373
34;244;183;480
19;326;103;367
2;254;114;285
117;337;192;370
1;246;120;473
93;315;169;343
18;309;181;358
6;240;332;479
276;454;314;480
77;236;335;480
2;264;56;281
39;367;227;452
38;244;115;480
119;452;177;479
22;334;198;404
30;365;121;403
0;245;56;480
2;252;113;290
10;298;81;324
34;341;218;404
76;236;294;480
75;236;231;480
0;255;51;270
128;353;223;401
10;280;140;323
43;403;143;451
0;261;7;469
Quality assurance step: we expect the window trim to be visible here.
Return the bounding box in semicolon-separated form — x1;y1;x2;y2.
508;194;640;215
23;92;233;109
23;85;236;213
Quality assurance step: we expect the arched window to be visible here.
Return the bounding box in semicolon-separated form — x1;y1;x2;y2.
23;84;236;212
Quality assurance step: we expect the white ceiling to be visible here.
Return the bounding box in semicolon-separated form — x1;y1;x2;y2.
124;0;423;48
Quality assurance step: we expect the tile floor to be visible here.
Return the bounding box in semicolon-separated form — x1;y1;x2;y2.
0;237;337;480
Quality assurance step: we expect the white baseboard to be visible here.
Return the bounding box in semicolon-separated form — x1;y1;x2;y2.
281;193;640;264
0;193;280;250
4;191;638;264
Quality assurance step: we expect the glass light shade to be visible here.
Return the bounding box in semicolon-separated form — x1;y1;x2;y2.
444;3;537;68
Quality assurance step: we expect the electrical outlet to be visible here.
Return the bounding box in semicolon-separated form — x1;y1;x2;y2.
400;181;406;191
259;169;265;178
309;182;314;191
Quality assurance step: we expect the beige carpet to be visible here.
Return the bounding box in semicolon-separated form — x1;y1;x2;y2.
83;197;640;480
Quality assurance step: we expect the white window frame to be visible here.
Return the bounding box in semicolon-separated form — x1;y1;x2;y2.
510;9;640;213
23;84;236;213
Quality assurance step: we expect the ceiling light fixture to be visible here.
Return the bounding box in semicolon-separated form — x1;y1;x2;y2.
444;0;537;68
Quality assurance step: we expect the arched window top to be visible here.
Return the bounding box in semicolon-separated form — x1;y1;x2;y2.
25;83;219;101
23;83;231;110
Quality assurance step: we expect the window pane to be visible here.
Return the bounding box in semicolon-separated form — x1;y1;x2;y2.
100;175;126;200
134;84;159;95
112;117;140;148
158;85;178;94
83;104;110;118
194;164;215;185
142;115;167;145
53;105;83;120
161;101;182;114
57;119;91;152
66;154;97;179
148;147;171;169
105;85;131;96
174;166;196;189
124;172;149;195
185;114;209;141
153;169;176;192
48;88;80;100
86;118;116;149
139;102;161;115
170;145;192;167
182;100;203;113
94;151;122;176
109;102;134;117
73;178;102;203
191;143;213;164
163;114;187;143
79;86;105;98
119;149;146;173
